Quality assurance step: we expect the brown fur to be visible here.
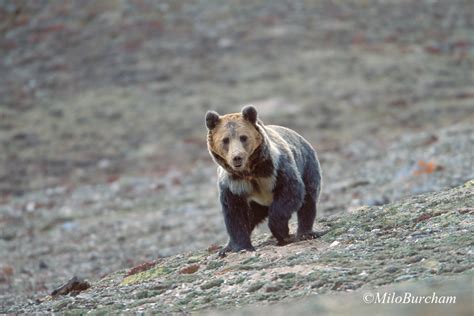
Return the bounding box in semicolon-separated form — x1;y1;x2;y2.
207;113;263;172
205;105;322;255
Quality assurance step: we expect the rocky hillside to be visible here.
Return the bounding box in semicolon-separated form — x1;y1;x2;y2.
4;181;472;314
1;0;473;314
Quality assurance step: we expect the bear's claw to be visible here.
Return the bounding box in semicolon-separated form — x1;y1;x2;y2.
296;230;327;241
218;244;255;257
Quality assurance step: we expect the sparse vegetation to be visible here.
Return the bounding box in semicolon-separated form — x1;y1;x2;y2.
0;0;472;314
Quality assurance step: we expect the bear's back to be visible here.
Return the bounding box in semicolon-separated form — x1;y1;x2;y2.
265;125;317;174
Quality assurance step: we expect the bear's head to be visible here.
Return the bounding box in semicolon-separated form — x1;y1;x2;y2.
205;105;263;173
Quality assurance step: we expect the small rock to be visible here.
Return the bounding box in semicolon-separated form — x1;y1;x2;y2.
344;282;363;290
311;280;326;288
218;37;234;48
201;279;223;290
135;290;149;299
366;196;390;206
97;159;111;169
415;213;433;223
385;266;399;273
61;222;78;231
187;256;201;263
207;244;220;254
406;255;423;263
264;284;282;293
126;261;158;277
247;282;264;292
329;241;340;248
422;260;441;273
453;265;470;273
0;265;14;283
52;300;69;311
179;264;199;274
439;265;454;273
1;265;14;276
394;274;416;282
331;281;343;290
39;261;48;269
51;276;90;296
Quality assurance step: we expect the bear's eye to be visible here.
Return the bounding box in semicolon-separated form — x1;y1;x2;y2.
222;137;230;145
240;135;248;142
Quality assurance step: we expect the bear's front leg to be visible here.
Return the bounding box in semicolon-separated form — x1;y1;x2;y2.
268;166;304;245
219;186;254;256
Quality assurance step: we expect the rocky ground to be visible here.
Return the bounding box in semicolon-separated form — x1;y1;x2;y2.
0;0;473;314
3;181;473;313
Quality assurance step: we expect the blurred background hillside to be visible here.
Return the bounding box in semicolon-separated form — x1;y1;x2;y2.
0;0;473;307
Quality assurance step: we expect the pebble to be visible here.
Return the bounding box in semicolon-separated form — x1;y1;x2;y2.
394;274;416;282
385;266;399;273
406;255;424;263
264;284;282;293
201;279;223;290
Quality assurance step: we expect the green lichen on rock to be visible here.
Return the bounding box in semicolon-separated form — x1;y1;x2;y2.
188;255;205;264
121;266;172;285
247;282;265;293
201;279;224;290
463;179;474;188
206;260;224;270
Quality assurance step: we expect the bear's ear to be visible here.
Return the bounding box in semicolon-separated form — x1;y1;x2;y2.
242;105;258;124
205;111;220;130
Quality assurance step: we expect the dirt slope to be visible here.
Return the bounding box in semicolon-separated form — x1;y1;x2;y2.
3;181;472;313
0;0;473;313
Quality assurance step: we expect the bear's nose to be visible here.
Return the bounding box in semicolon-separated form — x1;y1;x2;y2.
232;156;243;166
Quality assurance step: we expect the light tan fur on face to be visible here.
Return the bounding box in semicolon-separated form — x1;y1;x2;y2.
208;114;262;171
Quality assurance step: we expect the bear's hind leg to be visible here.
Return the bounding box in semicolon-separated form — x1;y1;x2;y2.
296;192;319;240
297;161;322;240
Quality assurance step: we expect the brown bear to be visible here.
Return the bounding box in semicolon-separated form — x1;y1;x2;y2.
205;105;322;256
